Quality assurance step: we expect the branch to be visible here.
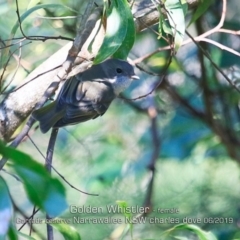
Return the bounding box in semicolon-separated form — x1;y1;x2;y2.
45;128;58;240
142;95;161;212
0;6;102;142
163;81;240;162
0;3;102;170
0;0;199;142
28;133;98;196
134;0;240;63
185;31;240;93
134;0;199;32
199;38;240;57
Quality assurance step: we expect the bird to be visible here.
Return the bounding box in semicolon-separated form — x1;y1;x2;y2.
32;59;139;133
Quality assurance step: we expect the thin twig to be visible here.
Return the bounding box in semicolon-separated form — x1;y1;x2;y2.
45;128;58;240
195;19;213;126
0;2;101;169
142;93;161;213
1;168;22;182
134;0;232;63
163;81;240;161
27;133;98;196
69;0;96;56
18;208;40;231
199;38;240;57
0;38;27;49
13;201;46;239
0;47;19;93
185;31;240;94
1;41;24;93
51;166;99;196
128;46;174;100
15;0;74;42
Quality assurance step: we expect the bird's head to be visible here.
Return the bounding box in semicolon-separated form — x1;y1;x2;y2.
101;59;139;95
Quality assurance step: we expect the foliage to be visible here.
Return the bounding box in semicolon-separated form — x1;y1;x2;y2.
94;0;135;63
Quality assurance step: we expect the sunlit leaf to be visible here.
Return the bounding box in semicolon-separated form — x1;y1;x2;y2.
164;0;186;50
158;9;164;39
180;0;188;15
94;0;131;63
113;0;135;59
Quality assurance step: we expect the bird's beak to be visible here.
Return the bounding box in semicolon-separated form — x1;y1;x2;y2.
131;75;140;80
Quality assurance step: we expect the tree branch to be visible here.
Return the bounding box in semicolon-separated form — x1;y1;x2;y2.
0;6;102;142
0;0;199;142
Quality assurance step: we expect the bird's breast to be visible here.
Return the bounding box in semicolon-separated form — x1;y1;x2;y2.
76;80;115;103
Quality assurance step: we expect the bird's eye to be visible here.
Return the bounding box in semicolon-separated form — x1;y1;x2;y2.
116;68;123;73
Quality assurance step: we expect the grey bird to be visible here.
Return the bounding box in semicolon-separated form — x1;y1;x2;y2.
32;59;139;133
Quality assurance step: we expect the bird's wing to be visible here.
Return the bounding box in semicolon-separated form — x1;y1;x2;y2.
54;75;115;127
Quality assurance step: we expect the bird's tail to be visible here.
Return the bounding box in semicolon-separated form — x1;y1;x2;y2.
32;102;64;133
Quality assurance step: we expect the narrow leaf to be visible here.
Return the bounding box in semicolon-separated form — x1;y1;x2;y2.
11;4;72;37
94;0;128;64
3;4;73;62
180;0;188;16
113;0;135;59
188;0;214;26
164;0;186;50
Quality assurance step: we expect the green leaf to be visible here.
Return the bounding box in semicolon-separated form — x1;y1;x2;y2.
113;0;135;59
161;14;173;36
43;179;68;217
116;201;132;219
94;0;129;64
164;0;186;50
180;0;188;15
168;224;218;240
50;219;81;240
0;177;13;239
188;0;214;26
0;141;67;217
7;225;18;240
158;10;164;39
